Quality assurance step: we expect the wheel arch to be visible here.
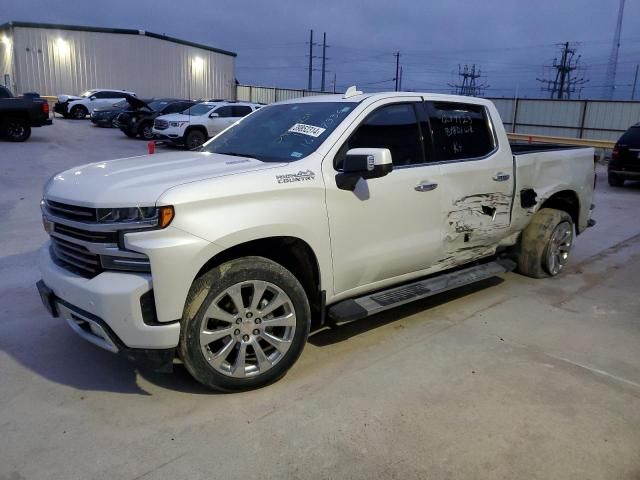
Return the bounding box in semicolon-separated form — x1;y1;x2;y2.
538;189;580;234
192;236;324;327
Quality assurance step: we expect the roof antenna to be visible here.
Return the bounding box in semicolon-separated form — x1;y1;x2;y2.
343;85;362;99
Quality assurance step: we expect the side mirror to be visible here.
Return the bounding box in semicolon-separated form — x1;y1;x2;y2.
209;112;219;118
89;96;96;101
335;148;393;191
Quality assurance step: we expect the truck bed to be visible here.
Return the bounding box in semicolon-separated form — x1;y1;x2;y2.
509;142;586;155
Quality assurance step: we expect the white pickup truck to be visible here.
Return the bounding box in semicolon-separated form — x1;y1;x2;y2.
152;101;261;148
37;88;595;391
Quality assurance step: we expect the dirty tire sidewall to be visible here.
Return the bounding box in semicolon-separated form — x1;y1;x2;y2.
517;208;574;279
140;122;154;140
179;256;311;392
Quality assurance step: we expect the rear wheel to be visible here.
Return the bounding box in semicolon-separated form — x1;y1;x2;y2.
185;129;206;149
4;117;31;142
70;105;88;119
179;256;311;392
517;208;574;278
608;172;625;187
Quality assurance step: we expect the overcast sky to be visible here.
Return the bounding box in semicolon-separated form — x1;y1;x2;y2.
2;0;640;99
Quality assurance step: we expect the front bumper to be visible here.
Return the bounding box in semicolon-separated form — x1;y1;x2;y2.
152;129;184;144
54;102;69;116
38;243;180;350
609;169;640;179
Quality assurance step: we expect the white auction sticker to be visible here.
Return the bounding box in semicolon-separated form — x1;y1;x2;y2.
288;123;326;137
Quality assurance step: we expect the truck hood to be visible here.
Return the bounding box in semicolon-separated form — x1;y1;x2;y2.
44;151;286;207
58;94;83;103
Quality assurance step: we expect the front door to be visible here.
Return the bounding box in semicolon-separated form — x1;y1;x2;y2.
323;100;445;297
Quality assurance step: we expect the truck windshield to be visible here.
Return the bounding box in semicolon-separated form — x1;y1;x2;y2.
202;102;356;162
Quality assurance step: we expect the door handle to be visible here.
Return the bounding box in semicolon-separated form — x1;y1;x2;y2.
415;181;438;192
492;172;511;182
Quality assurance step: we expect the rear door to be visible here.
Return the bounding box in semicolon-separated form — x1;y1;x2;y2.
425;100;514;263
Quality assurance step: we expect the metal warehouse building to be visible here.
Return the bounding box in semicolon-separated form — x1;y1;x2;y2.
0;21;236;100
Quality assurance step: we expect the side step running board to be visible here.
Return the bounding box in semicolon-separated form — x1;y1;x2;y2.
327;259;516;324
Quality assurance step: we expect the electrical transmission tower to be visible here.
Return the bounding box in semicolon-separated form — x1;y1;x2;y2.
449;64;489;96
306;30;329;91
603;0;626;99
536;42;588;99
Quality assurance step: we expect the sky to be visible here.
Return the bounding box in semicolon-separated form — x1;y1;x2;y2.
2;0;640;99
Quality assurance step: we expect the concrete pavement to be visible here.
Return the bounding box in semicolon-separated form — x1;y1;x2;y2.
0;120;639;480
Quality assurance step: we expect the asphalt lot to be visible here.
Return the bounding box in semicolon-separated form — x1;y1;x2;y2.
1;119;639;480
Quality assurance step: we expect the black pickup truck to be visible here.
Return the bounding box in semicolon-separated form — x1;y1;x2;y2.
0;86;52;142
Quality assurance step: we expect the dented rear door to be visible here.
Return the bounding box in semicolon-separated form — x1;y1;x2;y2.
424;101;514;265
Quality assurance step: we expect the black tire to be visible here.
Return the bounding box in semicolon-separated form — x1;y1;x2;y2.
124;131;138;138
3;117;31;142
185;129;206;149
517;208;574;279
139;122;155;140
70;105;88;119
608;172;625;187
179;256;311;392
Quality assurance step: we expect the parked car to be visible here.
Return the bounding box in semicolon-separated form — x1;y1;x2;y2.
609;122;640;187
54;89;136;119
152;101;261;148
116;98;195;140
0;85;52;142
37;89;596;391
90;98;150;128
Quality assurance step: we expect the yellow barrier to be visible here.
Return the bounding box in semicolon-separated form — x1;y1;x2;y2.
507;133;615;150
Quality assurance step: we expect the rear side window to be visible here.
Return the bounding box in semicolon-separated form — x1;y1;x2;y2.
618;126;640;146
214;105;234;117
232;105;253;117
427;102;494;161
340;103;424;167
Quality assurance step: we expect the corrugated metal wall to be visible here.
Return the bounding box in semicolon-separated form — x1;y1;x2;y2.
490;97;640;141
0;30;14;90
237;84;331;103
8;26;235;100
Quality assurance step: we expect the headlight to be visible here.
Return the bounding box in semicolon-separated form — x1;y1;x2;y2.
96;206;174;228
169;121;188;127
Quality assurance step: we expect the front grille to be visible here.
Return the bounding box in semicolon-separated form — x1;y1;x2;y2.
154;119;168;130
53;223;118;243
46;200;97;222
50;237;103;278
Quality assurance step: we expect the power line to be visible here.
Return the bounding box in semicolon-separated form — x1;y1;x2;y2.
536;42;588;99
449;64;489;96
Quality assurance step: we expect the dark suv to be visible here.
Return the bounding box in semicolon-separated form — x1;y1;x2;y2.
117;98;194;140
609;122;640;187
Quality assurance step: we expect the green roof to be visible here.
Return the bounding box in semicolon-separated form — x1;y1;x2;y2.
0;21;237;57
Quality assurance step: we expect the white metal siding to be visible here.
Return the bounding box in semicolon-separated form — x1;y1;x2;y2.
11;26;235;99
0;28;14;90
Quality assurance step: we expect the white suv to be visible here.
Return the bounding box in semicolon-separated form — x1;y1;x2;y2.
153;101;261;148
54;89;136;119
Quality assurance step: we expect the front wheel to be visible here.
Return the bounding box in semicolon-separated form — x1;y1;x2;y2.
179;256;311;392
3;117;31;142
185;129;206;149
517;208;574;278
70;105;88;119
139;122;154;140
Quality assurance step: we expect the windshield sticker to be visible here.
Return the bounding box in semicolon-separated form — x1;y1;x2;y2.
288;123;326;138
276;170;315;184
290;151;303;158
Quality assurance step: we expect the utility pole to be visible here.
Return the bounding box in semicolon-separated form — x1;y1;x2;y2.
399;66;403;91
394;52;400;91
332;72;337;94
307;30;314;91
448;64;489;96
537;42;588;99
632;64;638;100
321;32;327;92
603;0;626;100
